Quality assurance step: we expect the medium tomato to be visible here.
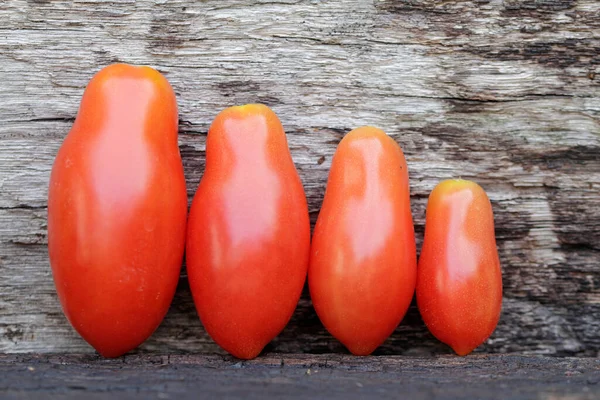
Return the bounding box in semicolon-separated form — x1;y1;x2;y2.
416;179;502;356
186;104;310;360
308;127;417;356
47;64;187;357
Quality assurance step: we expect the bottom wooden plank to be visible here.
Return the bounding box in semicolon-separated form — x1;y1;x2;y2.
0;354;598;399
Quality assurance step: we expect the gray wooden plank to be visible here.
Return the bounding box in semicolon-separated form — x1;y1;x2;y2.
0;354;599;400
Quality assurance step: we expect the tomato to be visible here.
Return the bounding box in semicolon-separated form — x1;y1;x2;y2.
416;179;502;356
308;127;417;356
186;104;310;360
47;64;187;358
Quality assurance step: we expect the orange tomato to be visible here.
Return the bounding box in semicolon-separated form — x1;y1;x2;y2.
48;64;187;357
186;104;310;360
416;179;502;356
308;127;417;355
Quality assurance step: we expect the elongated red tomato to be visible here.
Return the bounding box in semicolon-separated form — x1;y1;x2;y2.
47;64;187;358
309;127;417;356
416;179;502;356
186;104;310;360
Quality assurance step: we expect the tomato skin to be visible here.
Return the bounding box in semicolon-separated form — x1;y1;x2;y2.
186;104;310;360
308;127;417;356
416;179;502;356
47;64;187;358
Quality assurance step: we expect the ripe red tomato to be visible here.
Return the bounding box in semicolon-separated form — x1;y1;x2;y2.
47;64;187;358
308;127;417;356
416;179;502;356
186;104;310;360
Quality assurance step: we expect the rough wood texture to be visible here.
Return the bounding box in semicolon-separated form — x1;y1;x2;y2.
0;354;599;399
0;0;599;357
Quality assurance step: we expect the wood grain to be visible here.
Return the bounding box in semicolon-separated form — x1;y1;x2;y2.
0;354;599;400
0;0;599;356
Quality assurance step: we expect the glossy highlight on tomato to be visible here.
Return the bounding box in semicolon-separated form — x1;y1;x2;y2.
47;64;187;358
186;104;310;360
416;179;502;356
308;127;417;356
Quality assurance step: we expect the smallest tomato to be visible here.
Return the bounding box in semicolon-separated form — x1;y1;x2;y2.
416;179;502;356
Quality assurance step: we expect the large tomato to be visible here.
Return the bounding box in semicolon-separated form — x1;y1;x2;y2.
47;64;187;357
308;127;417;356
416;179;502;356
186;104;310;360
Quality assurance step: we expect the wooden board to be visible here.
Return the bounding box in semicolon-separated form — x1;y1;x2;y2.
0;354;599;399
0;0;599;356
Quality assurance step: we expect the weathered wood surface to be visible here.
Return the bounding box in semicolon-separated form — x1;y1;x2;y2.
0;354;599;400
0;0;599;357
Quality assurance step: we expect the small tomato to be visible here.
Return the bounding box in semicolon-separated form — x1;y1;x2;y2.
416;179;502;356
